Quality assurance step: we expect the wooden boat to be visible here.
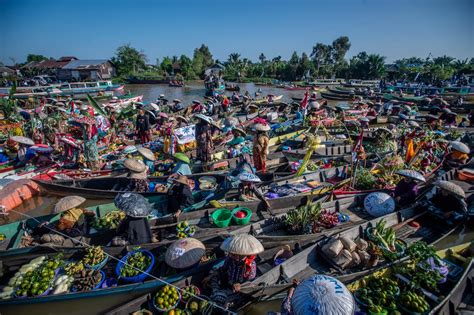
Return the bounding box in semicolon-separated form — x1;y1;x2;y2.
253;95;283;104
33;174;227;199
282;143;354;160
0;242;223;314
237;203;461;303
347;242;474;315
320;91;354;101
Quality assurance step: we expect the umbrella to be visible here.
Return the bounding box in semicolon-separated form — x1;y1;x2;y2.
138;147;156;161
220;234;264;255
123;158;146;173
114;193;151;218
435;180;466;199
10;136;34;146
54;196;86;214
165;238;206;269
395;169;426;182
450;141;470;154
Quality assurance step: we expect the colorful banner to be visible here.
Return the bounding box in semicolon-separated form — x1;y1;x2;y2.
174;124;195;144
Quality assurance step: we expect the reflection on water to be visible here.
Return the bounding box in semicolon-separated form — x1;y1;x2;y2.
124;82;316;104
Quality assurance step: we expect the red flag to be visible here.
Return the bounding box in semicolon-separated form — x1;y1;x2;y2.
300;89;309;109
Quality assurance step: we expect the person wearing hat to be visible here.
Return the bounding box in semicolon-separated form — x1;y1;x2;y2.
208;234;263;306
252;119;270;173
81;116;100;170
124;158;150;192
175;115;188;128
114;193;153;245
446;141;470;166
172;99;184;112
393;170;426;207
35;196;95;237
226;136;246;159
439;108;457;126
9;136;35;167
171;152;192;176
238;172;271;211
167;175;194;217
138;147;156;174
135;108;151;144
431;181;467;220
195;114;215;164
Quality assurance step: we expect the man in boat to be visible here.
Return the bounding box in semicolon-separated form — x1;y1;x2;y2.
167;174;194;217
123;158;150;192
208;234;263;307
252;119;270;173
114;193;153;245
430;180;467;220
393;170;426;207
135;108;151;144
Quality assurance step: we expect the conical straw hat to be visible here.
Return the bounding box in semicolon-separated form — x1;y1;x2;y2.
124;158;146;173
395;169;426;182
54;196;86;213
137;147;156;161
220;234;264;256
165;238;206;269
435;180;465;199
10;136;34;146
450;141;470;154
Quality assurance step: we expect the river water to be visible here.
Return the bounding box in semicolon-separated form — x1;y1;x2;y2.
1;83;472;314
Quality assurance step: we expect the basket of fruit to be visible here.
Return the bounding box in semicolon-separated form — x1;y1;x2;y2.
399;291;430;314
181;285;201;302
14;256;62;298
115;249;155;283
83;246;108;270
186;295;211;314
92;211;126;230
151;285;181;312
231;207;252;225
176;221;196;239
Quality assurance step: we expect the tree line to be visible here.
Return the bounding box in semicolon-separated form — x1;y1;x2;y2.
13;37;474;83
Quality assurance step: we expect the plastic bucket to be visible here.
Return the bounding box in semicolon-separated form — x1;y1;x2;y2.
231;207;252;225
84;255;108;270
210;208;232;228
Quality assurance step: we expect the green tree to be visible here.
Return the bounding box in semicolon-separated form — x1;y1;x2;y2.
331;36;351;63
311;43;332;77
111;44;147;76
26;54;49;63
160;57;173;75
259;53;266;64
179;55;195;79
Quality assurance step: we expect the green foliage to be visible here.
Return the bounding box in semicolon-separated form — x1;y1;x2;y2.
0;81;18;119
348;52;386;79
26;54;49;63
111;44;147;76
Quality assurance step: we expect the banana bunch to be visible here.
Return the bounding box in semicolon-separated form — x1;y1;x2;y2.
64;261;84;276
82;246;106;266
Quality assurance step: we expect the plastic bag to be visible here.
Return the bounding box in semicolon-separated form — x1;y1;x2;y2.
114;193;152;218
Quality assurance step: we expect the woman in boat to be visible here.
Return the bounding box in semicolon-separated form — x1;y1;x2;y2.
431;180;467;220
171;152;192;176
172;99;184;112
124;158;149;192
9;136;35;167
30;145;54;168
208;234;264;307
78;116;100;170
226;135;246;159
252;119;270;173
37;196;95;239
195;114;216;164
238;172;271;210
393;170;426;207
446;141;470;167
167;175;194;217
175;115;188;128
137;147;156;174
114;192;153;245
135;108;152;144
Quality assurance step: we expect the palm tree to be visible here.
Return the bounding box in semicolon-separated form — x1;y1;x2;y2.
228;53;241;66
366;54;386;79
259;53;266;64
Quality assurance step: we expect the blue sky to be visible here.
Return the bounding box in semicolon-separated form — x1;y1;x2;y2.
0;0;472;64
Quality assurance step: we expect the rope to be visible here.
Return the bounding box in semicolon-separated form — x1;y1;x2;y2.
6;208;236;315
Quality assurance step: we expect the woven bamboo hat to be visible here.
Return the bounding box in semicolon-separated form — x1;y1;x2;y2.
220;234;264;256
10;136;34;146
124;158;146;173
395;170;426;182
435;180;465;199
165;238;206;269
173;175;189;186
54;196;86;213
450;141;470;154
137;147;156;161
